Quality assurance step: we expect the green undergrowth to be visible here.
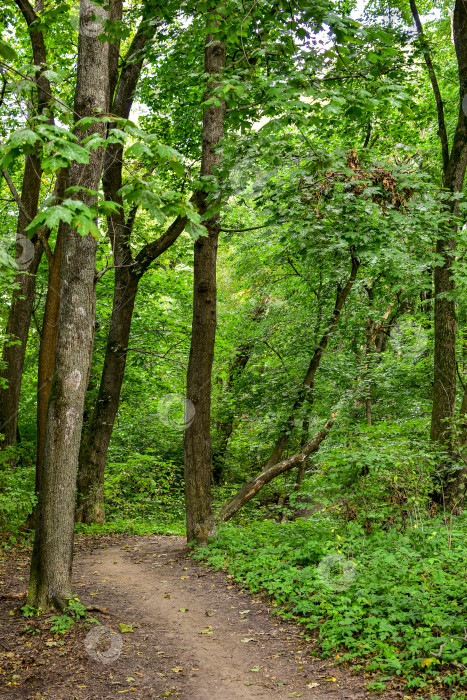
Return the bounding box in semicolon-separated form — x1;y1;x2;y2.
195;514;467;696
74;517;185;537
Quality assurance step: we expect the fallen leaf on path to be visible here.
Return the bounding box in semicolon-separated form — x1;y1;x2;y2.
240;610;250;615
164;594;170;598
205;610;215;616
241;638;256;643
323;676;337;682
250;667;260;672
179;576;189;579
171;667;183;673
200;627;212;635
119;623;134;633
307;682;319;688
2;591;26;599
178;608;188;612
125;677;135;682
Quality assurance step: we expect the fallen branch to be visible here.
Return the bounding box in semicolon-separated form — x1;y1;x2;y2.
217;414;336;522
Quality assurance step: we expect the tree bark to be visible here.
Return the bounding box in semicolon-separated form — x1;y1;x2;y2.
0;231;42;450
184;17;226;545
217;416;335;523
447;385;467;510
262;253;359;471
35;168;68;493
294;416;310;490
0;0;54;454
410;0;467;454
75;13;187;523
27;0;110;611
36;225;63;493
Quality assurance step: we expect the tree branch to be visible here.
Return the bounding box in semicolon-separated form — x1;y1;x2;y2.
219;224;270;232
2;169;31;221
134;214;188;276
409;0;450;173
217;414;336;522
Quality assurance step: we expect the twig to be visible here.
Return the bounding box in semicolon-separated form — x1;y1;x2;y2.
1;169;31;222
220;224;269;232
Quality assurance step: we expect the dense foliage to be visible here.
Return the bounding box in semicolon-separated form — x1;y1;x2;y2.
0;0;467;694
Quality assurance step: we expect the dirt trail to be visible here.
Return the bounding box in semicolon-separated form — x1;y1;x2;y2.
72;535;374;700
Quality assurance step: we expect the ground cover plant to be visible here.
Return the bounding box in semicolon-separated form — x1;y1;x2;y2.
196;514;467;695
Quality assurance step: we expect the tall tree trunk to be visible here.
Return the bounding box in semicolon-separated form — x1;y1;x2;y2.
410;0;467;461
0;0;53;454
76;12;188;523
432;0;467;508
27;0;110;611
449;385;467;509
35;168;68;492
0;228;42;450
262;253;359;471
77;266;138;523
36;224;63;493
430;236;458;445
184;17;226;545
212;298;269;484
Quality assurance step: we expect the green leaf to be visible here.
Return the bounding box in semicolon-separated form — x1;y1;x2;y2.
0;37;17;62
119;623;134;633
9;129;40;148
26;205;74;233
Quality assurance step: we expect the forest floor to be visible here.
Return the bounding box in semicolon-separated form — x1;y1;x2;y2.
0;533;432;699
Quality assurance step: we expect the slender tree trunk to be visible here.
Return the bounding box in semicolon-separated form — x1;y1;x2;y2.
35;168;68;492
212;298;269;484
76;13;187;522
294;416;310;490
0;227;42;449
262;253;359;471
430;238;458;445
27;0;110;611
448;386;467;509
218;416;335;523
0;0;54;454
184;18;226;545
410;0;467;458
36;225;63;493
76;266;138;523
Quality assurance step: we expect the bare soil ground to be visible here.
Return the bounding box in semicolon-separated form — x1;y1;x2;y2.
0;534;428;699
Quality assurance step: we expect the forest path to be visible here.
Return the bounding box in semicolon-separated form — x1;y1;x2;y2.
73;534;375;700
